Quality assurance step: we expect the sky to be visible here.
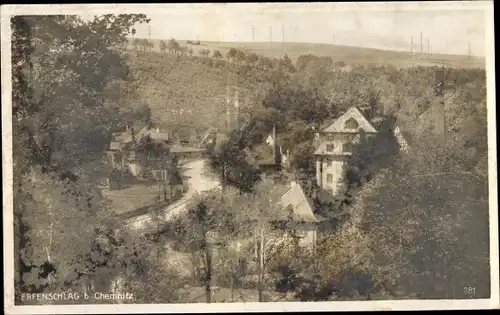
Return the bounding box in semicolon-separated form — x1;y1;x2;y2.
123;3;487;57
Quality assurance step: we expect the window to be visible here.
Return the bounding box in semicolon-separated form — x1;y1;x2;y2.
344;118;359;130
326;144;334;152
327;134;334;142
326;174;333;183
326;159;332;167
346;134;355;141
343;142;355;153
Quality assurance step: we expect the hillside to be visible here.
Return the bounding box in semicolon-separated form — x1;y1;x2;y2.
121;41;487;160
128;38;485;70
123;52;269;136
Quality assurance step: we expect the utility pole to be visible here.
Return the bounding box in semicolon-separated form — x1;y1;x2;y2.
252;26;255;43
148;25;152;51
226;84;231;131
269;26;272;44
427;38;430;58
468;40;471;60
282;24;285;44
420;31;423;55
410;35;413;58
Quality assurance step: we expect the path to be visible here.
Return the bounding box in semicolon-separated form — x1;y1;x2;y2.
126;159;220;231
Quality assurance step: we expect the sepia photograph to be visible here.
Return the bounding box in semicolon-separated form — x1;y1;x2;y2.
2;2;498;313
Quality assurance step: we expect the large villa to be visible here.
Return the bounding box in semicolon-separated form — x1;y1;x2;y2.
254;105;411;248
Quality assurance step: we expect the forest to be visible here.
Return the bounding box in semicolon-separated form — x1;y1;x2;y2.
11;14;490;304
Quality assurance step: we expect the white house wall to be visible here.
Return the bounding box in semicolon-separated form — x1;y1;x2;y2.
317;157;346;196
128;162;144;177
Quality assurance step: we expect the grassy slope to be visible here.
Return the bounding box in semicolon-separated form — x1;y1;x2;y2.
123;39;485;136
124;51;270;134
130;38;485;69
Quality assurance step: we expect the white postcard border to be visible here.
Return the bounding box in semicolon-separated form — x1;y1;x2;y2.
2;2;498;313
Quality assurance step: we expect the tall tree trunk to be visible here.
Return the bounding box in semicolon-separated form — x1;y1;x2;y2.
201;225;212;303
258;227;265;302
230;275;234;301
204;245;212;303
45;202;54;284
15;211;26;301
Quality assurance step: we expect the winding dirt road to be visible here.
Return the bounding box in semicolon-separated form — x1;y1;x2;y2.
126;159;220;231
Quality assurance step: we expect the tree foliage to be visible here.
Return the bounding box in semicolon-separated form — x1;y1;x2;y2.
11;14;152;300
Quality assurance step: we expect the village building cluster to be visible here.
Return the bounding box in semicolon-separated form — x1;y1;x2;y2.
105;100;411;249
107;124;206;189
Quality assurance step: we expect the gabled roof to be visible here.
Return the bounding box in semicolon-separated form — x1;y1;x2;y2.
135;126;150;140
149;131;170;142
280;182;325;223
319;118;336;131
109;141;122;151
392;114;416;150
394;126;414;145
322;106;377;133
112;132;129;141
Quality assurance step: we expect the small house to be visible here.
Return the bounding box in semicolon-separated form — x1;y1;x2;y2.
107;125;173;184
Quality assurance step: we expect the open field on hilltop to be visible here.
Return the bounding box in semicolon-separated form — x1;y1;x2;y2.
128;38;485;69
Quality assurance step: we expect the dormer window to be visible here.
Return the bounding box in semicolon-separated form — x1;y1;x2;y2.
326;144;334;152
342;142;355;153
345;118;359;130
